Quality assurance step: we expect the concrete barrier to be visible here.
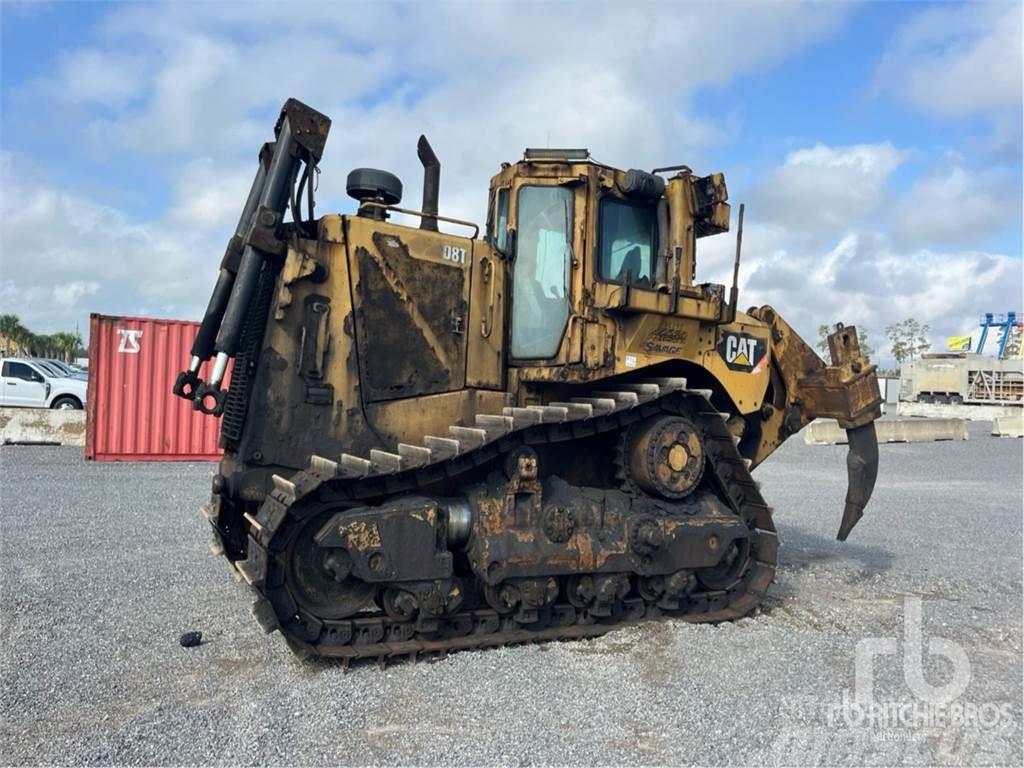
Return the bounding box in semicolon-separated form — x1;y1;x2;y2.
0;407;85;447
804;417;968;445
897;401;1020;421
991;414;1024;438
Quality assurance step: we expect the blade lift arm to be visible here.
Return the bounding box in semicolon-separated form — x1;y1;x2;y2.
172;99;331;415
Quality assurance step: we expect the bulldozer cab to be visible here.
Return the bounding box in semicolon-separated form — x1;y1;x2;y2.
484;150;731;370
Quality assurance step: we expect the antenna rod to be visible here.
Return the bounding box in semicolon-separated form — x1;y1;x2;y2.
727;203;744;323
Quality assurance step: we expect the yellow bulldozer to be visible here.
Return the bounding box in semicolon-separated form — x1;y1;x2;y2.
174;99;882;661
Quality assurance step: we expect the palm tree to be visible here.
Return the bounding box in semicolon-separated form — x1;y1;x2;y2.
0;314;23;356
51;331;83;363
51;332;71;362
11;324;31;356
28;334;50;357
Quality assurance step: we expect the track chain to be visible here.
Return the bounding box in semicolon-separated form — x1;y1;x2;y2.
221;384;778;663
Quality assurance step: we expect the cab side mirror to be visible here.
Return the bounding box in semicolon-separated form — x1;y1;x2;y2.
30;371;44;383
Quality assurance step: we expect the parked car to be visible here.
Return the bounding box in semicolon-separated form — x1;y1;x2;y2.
31;360;65;378
35;358;88;380
0;357;88;409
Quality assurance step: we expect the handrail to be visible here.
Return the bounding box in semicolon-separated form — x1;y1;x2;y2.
359;202;480;239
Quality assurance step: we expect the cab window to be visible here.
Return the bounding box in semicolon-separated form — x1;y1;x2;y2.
510;185;573;358
598;197;656;287
495;188;510;252
3;361;40;381
485;188;511;253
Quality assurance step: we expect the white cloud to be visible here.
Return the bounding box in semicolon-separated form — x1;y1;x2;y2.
890;163;1021;250
2;0;1019;370
168;158;256;230
1;0;854;340
52;280;99;308
0;155;214;335
43;1;850;213
875;0;1022;118
57;49;148;106
698;144;1023;362
752;143;906;238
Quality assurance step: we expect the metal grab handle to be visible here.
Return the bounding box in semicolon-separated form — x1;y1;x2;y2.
480;256;495;338
358;201;480;239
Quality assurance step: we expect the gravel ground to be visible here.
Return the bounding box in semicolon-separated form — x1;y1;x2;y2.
1;422;1021;766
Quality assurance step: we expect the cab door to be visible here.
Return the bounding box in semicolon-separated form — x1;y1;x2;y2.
1;361;48;406
509;184;577;361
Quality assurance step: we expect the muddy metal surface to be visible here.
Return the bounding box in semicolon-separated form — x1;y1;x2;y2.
1;422;1020;766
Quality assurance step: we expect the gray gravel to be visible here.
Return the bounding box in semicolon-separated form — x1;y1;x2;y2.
1;422;1021;766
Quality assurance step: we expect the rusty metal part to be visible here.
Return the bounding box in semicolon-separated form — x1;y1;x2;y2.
381;588;418;622
695;536;751;591
283;511;376;620
837;421;879;541
625;415;705;499
752;307;882;430
221;388;777;660
747;307;882;536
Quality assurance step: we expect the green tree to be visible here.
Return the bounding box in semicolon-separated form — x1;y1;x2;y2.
28;334;55;357
0;318;85;360
885;318;932;365
0;314;22;355
50;331;82;363
816;324;874;360
11;322;30;356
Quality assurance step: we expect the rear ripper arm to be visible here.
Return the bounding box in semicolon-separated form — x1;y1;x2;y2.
748;307;883;541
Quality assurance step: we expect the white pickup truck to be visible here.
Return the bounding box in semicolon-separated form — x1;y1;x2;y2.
0;357;88;409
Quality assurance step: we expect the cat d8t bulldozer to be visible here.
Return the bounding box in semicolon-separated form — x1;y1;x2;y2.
174;99;882;661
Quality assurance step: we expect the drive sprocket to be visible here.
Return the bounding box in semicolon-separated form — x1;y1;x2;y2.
621;413;705;499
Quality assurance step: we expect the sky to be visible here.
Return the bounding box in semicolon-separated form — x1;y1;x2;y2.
0;0;1021;366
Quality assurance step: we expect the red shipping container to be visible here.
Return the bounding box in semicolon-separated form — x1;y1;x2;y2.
85;314;229;461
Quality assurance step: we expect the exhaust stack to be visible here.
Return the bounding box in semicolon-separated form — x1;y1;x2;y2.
417;135;440;231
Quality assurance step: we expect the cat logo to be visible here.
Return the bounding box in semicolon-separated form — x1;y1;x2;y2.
718;332;766;373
